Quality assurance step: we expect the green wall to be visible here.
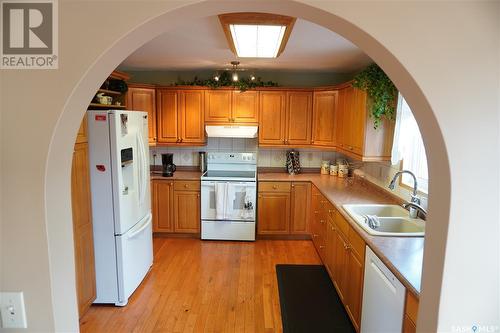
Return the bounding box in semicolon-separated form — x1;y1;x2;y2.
120;69;355;87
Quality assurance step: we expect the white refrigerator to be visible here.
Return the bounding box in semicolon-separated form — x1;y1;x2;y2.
87;110;153;306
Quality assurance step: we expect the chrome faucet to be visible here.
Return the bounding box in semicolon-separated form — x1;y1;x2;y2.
388;170;421;218
403;202;428;219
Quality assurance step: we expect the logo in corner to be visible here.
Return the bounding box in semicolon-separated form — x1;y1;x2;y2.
1;0;58;69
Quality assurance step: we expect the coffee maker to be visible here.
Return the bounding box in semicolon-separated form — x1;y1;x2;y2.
161;153;176;177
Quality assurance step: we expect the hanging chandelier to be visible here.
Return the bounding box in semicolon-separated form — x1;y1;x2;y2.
213;61;256;83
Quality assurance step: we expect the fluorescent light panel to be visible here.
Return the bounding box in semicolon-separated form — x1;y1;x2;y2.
229;24;286;58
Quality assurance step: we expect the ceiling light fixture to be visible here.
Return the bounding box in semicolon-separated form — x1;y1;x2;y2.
231;61;240;82
219;13;296;58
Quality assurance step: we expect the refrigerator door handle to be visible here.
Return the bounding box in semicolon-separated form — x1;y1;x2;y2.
136;132;148;206
127;214;152;240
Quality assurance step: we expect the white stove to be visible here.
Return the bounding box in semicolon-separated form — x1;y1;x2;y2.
200;152;257;241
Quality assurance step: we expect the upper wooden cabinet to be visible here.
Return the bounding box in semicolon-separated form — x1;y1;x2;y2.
178;90;205;144
205;90;232;123
156;89;205;145
336;85;394;161
312;90;338;147
124;83;394;159
156;89;179;144
259;90;313;147
232;90;259;123
127;84;157;144
205;90;259;124
259;91;287;145
286;91;313;145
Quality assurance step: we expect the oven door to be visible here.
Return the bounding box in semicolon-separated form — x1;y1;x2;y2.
201;181;256;221
201;181;217;220
226;182;256;221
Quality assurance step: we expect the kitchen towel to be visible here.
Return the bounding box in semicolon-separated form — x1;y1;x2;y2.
215;182;227;220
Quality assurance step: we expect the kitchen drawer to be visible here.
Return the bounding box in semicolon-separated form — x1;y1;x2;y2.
334;211;350;239
174;180;200;191
348;226;365;260
258;181;291;193
405;291;419;324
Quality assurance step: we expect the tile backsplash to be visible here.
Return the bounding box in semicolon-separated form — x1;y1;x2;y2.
149;139;428;207
149;138;344;168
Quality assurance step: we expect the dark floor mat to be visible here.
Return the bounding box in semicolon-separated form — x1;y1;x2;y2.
276;264;355;333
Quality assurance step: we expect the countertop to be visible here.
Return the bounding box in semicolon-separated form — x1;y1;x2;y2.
258;172;424;297
150;170;202;180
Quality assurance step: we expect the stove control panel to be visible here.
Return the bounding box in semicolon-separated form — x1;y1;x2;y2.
207;152;257;164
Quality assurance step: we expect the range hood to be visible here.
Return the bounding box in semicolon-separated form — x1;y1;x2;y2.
205;125;258;138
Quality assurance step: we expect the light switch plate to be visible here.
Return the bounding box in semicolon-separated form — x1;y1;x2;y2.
0;292;27;328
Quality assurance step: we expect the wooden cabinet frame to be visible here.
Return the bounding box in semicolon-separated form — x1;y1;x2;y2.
152;179;200;234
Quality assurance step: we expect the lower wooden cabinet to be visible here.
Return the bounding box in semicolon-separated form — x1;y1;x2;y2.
403;291;419;333
174;190;201;233
257;181;310;236
310;184;366;332
152;180;174;232
71;139;96;317
290;182;311;234
345;244;364;331
151;179;200;234
258;191;291;234
332;224;349;302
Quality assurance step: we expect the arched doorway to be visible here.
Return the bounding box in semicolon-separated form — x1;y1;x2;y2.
46;1;451;331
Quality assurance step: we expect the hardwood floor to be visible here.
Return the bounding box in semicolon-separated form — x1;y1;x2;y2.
80;237;321;333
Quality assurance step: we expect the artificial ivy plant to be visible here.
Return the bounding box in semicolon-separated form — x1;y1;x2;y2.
175;71;279;91
352;63;398;128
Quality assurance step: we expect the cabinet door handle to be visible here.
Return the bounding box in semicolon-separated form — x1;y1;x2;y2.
272;185;278;189
184;184;189;188
291;184;295;188
319;245;325;249
169;183;173;186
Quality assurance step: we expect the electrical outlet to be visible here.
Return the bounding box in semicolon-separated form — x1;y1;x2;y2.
0;292;27;328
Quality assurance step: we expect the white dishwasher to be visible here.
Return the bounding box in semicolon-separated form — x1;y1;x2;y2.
361;246;406;333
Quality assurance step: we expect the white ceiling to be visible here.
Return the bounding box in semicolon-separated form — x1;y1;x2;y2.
120;16;372;72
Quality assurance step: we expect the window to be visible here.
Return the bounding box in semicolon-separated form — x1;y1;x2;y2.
391;94;429;193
